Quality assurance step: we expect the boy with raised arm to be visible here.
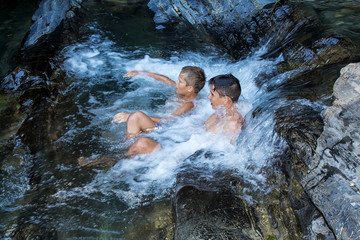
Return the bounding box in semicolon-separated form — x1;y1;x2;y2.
113;66;206;139
128;73;244;155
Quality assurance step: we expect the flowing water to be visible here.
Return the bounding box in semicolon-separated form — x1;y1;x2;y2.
1;0;355;238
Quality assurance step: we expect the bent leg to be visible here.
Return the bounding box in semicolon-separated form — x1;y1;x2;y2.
126;111;157;138
128;137;161;155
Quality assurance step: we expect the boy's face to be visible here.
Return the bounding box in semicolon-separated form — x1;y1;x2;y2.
208;84;225;109
176;72;189;95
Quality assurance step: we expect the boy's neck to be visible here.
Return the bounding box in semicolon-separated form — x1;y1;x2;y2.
225;104;238;116
181;92;197;100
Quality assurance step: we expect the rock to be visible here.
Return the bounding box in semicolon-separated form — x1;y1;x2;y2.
0;92;26;145
173;152;263;239
174;185;260;240
148;0;295;58
277;36;357;73
12;223;57;239
24;0;83;48
272;101;338;239
147;0;359;72
122;200;175;239
301;63;360;239
274;103;324;169
1;0;86;152
174;152;307;240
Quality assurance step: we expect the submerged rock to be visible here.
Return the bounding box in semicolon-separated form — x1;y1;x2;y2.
174;153;309;239
174;185;260;240
1;0;86;152
174;160;264;240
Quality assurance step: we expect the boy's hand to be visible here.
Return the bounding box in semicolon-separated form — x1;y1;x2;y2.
123;71;139;77
113;112;130;123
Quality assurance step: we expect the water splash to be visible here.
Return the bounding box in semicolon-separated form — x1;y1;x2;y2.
53;24;288;207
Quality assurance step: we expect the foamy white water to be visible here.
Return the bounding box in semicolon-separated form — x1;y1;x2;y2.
55;26;288;207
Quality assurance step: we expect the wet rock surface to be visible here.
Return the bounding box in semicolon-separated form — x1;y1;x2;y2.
274;63;360;239
1;0;86;153
274;103;324;167
174;186;259;240
174;160;264;240
24;0;84;48
148;0;359;71
302;63;360;239
174;154;315;240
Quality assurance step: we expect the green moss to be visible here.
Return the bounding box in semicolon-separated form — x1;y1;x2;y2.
267;236;276;240
0;91;21;115
0;92;9;111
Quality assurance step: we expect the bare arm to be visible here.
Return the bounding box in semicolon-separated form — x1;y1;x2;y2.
124;70;176;86
205;114;219;134
170;101;195;116
155;101;195;123
226;119;243;144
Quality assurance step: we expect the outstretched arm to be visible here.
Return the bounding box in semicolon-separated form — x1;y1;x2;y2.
124;70;176;86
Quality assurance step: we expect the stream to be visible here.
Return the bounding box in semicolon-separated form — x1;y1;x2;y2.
1;0;358;238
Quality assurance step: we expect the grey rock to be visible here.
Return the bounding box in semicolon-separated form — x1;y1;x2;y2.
24;0;83;48
147;0;281;58
147;0;358;71
302;63;360;239
148;0;274;26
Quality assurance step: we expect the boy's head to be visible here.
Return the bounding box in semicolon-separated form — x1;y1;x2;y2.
180;66;206;94
208;74;241;105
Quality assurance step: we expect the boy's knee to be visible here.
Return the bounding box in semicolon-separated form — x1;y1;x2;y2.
128;137;161;155
128;111;145;122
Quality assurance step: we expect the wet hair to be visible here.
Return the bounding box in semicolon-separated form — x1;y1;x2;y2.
209;74;241;102
181;66;206;94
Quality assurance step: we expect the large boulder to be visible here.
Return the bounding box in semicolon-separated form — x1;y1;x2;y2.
275;63;360;239
174;161;265;240
173;153;321;239
24;0;83;48
1;0;87;153
147;0;358;72
301;63;360;239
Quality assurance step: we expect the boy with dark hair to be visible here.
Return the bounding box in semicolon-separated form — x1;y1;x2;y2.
206;74;244;143
128;73;244;155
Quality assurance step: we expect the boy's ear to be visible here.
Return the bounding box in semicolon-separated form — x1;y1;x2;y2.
187;85;194;92
224;96;231;104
